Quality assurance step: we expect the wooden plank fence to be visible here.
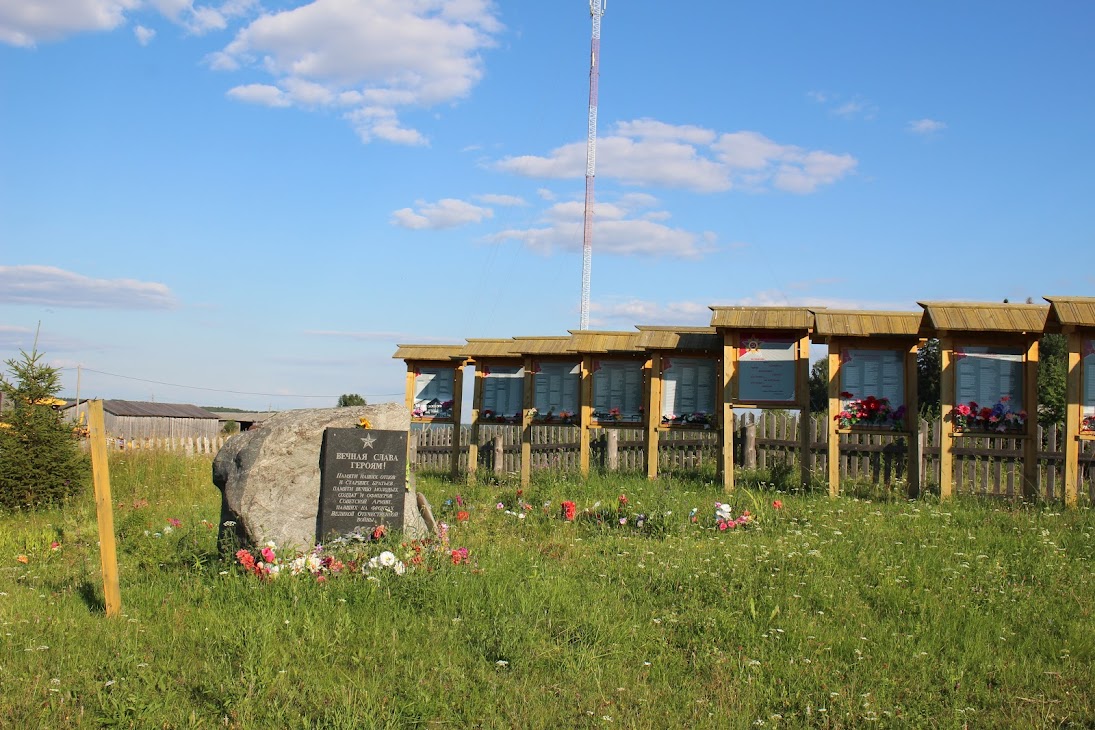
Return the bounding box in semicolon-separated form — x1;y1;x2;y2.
411;414;1095;502
81;435;228;456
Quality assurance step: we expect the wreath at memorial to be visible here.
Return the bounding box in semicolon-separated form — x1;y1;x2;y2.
948;397;1027;434
834;393;906;430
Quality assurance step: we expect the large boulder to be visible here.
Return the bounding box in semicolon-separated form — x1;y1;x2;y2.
213;403;427;551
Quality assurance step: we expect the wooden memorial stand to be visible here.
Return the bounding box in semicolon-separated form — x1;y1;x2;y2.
462;339;524;482
635;326;721;480
813;311;922;497
1045;296;1095;508
393;344;467;479
919;302;1048;500
710;307;816;493
511;336;580;487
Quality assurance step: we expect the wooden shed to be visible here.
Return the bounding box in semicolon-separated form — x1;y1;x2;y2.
63;400;220;440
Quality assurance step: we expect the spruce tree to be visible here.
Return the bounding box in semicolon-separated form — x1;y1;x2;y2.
0;348;89;509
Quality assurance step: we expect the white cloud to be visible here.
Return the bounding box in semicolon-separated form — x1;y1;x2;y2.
148;0;256;35
475;193;527;207
227;83;290;107
808;90;877;120
0;325;98;353
590;298;712;326
134;24;155;45
907;118;947;135
391;198;493;229
494;118;856;194
488;197;715;259
215;0;502;145
536;188;556;201
0;266;178;309
0;0;138;47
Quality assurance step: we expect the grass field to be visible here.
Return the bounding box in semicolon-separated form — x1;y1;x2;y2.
2;451;1094;728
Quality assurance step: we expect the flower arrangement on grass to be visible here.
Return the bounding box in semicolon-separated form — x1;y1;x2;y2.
233;528;470;582
949;396;1027;434
714;502;754;531
661;411;713;427
834;393;906;430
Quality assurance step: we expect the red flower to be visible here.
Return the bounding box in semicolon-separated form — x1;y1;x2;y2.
372;525;388;541
456;510;470;522
561;501;577;521
772;500;783;510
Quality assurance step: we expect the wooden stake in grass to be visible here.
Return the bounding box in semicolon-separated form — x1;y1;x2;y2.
87;399;122;617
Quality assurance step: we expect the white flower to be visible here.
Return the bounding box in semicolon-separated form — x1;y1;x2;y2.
305;555;322;574
393;561;406;575
378;551;397;568
163;526;173;534
289;557;306;576
265;541;278;549
223;520;236;527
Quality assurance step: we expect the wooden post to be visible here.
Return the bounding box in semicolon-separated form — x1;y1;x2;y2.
467;364;484;480
493;434;504;476
405;366;416;415
827;344;841;497
1022;338;1040;500
450;363;465;479
905;341;921;496
939;337;955;499
1063;333;1082;508
644;353;662;480
521;357;534;488
87;400;121;617
579;355;593;477
744;417;757;469
606;429;619;471
797;334;811;489
719;331;736;493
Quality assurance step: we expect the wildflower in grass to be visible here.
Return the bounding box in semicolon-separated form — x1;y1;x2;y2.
236;549;256;571
168;518;182;528
17;554;28;564
561;501;577;521
455;494;464;507
772;500;783;510
451;547;469;565
261;546;277;563
457;510;470;522
438;522;450;546
50;541;61;551
496;502;505;510
618;494;629;508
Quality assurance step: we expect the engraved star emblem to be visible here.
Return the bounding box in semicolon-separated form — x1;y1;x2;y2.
360;434;376;448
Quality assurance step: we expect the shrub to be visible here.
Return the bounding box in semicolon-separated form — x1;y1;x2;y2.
0;348;89;509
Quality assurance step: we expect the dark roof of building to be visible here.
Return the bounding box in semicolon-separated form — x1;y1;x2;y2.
68;400;221;419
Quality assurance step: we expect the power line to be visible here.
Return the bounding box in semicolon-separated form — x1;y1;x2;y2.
59;367;403;400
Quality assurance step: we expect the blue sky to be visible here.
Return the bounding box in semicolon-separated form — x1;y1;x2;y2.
2;0;1093;411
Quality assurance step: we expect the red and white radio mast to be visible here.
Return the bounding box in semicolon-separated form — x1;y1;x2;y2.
579;0;606;330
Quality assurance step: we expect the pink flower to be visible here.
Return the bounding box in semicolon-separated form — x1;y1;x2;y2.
168;518;182;528
496;502;505;510
261;547;276;563
50;541;61;551
718;522;728;531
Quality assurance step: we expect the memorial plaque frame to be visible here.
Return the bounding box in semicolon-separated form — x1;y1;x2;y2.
317;428;408;540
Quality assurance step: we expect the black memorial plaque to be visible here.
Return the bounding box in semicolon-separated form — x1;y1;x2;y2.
318;428;407;540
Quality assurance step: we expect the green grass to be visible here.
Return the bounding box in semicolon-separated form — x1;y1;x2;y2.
2;453;1094;728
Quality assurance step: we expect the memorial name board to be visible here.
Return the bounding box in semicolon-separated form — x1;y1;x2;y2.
481;365;523;422
1083;339;1095;429
661;357;716;424
738;333;796;403
954;346;1023;408
533;361;580;416
318;428;407;540
840;348;905;409
592;360;644;422
413;366;455;420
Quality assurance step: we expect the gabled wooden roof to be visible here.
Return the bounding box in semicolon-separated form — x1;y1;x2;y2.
709;306;817;330
635;325;721;352
392;344;467;362
917;302;1050;334
1044;296;1095;329
813;310;922;339
566;330;645;354
462;338;522;359
510;336;575;356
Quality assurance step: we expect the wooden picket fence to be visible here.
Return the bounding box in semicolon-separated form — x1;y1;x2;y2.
83;435;228;456
410;414;1095;502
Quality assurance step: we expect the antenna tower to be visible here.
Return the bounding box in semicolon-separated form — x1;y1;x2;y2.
579;0;605;330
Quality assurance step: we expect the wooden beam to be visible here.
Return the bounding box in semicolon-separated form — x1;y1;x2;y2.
450;364;464;479
520;356;534;488
88;400;121;618
719;331;736;493
827;343;841;497
1063;333;1081;508
467;364;484;481
644;353;662;480
797;333;811;490
1022;338;1040;499
905;341;921;496
580;355;593;477
404;365;415;417
939;337;955;499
